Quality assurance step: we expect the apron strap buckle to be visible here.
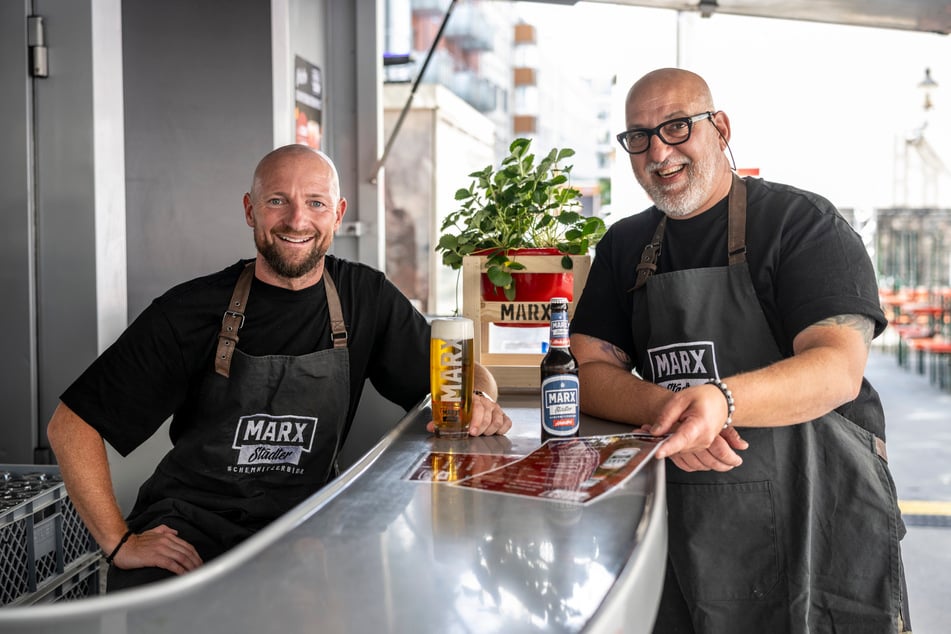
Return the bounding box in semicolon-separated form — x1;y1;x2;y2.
215;262;255;378
331;330;348;349
222;310;246;331
630;217;667;291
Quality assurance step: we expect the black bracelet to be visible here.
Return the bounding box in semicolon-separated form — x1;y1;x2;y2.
707;379;735;429
104;529;134;565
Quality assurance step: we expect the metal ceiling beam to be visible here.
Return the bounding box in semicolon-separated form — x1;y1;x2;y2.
583;0;951;35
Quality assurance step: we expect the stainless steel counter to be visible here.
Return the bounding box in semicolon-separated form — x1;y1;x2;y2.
0;394;666;633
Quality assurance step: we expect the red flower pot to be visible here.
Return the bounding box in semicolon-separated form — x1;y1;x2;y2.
479;248;575;303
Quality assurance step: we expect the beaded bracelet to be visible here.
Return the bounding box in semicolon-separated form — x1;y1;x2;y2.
104;529;134;565
707;379;735;429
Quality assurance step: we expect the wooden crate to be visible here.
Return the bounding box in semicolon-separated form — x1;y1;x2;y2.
461;254;589;389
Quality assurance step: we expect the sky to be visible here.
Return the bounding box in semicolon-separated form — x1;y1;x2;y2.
515;1;951;218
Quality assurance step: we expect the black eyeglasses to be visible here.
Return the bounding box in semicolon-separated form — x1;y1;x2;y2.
616;112;714;155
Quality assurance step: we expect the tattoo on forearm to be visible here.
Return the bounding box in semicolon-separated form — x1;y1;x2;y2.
574;334;633;370
603;341;632;368
812;314;874;347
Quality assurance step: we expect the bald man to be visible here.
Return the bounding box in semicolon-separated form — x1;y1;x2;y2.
48;145;510;590
571;69;910;632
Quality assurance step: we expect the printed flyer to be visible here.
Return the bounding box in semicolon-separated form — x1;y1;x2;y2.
407;433;665;505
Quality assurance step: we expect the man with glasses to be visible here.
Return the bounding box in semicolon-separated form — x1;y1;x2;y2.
571;68;910;633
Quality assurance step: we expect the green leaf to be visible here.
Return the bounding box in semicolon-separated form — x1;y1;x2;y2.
437;234;458;250
510;138;531;156
557;211;582;225
486;266;513;288
485;250;507;266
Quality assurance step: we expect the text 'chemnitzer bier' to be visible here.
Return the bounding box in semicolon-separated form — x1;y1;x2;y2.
541;297;580;439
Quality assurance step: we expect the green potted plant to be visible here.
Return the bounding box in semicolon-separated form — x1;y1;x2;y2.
435;137;606;301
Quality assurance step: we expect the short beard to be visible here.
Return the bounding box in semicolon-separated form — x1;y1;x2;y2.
638;158;718;218
257;238;325;279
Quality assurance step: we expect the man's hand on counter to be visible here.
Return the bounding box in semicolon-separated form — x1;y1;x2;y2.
647;383;748;472
426;391;513;436
468;391;513;435
113;524;204;574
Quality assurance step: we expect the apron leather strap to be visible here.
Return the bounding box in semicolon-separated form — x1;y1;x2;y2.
875;435;888;462
215;262;255;378
728;174;748;265
631;215;667;291
323;272;348;349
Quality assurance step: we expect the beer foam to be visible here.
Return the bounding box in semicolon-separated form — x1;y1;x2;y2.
431;317;473;340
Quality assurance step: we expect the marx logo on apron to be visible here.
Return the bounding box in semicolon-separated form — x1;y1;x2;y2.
232;414;318;467
647;341;719;391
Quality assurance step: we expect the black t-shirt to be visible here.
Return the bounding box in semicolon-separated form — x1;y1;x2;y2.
572;177;888;436
62;256;431;456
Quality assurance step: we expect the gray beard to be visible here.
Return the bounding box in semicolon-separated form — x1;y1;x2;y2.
638;159;717;218
654;197;697;218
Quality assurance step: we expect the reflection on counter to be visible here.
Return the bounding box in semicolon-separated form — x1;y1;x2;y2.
0;398;666;634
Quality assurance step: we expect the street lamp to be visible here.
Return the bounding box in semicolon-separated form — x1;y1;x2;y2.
900;68;944;210
919;67;938;112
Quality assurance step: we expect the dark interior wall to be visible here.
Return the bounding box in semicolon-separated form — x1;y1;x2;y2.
0;0;39;462
122;0;273;317
33;0;100;459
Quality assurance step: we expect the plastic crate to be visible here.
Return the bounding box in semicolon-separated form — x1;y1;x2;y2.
0;464;100;606
19;552;102;606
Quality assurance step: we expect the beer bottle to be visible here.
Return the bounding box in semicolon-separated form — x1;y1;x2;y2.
541;297;580;439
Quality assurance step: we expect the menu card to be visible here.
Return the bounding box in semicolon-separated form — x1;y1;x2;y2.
406;433;665;505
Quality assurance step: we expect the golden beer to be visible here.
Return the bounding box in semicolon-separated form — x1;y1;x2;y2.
430;317;475;438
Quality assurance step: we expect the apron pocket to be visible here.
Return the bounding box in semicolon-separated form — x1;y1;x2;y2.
667;480;782;602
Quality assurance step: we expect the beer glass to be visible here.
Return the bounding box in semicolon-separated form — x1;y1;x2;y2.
430;317;475;438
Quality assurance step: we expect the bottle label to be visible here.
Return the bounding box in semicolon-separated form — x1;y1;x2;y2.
541;374;580;436
549;309;570;348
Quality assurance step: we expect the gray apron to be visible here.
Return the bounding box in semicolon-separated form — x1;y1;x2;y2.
636;177;907;633
123;262;350;562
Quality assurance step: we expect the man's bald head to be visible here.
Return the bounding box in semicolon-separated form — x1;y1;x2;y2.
251;144;341;201
625;68;715;116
